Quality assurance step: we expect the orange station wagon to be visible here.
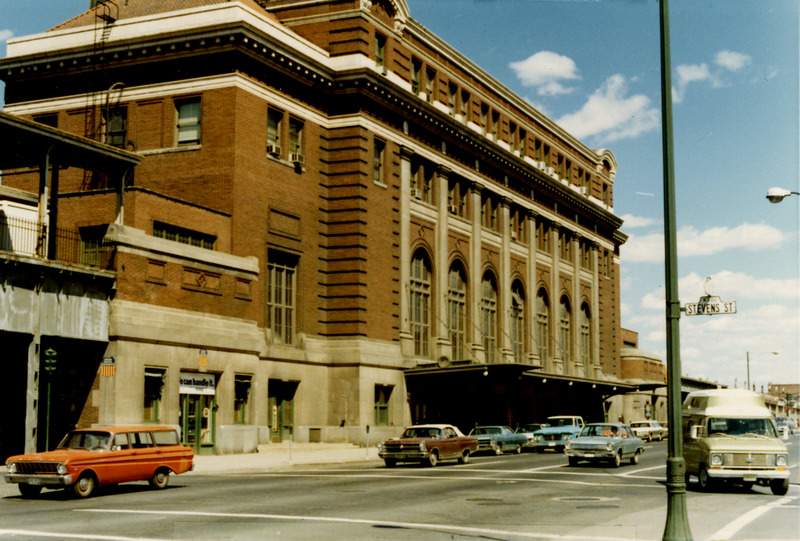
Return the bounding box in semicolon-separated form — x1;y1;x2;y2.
4;425;194;498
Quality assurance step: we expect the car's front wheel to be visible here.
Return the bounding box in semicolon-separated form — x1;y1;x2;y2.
458;449;470;464
426;450;439;467
149;468;170;489
611;451;622;468
698;465;716;492
72;473;96;498
770;478;789;496
18;483;42;498
384;458;396;468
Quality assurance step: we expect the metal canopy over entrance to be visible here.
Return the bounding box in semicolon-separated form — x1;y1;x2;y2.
404;363;638;434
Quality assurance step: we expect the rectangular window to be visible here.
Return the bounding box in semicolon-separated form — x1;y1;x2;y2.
534;139;542;162
491;111;500;141
425;67;436;103
267;108;283;155
153;221;216;250
460;90;470;120
33;113;58;128
267;251;297;345
234;375;252;425
509;122;517;151
288;118;304;155
79;225;108;267
373;138;386;184
480;104;489;135
375;33;386;69
176;98;201;145
374;385;392;426
144;368;166;423
481;194;497;230
448;82;457;115
411;58;422;95
103;107;127;148
518;129;527;157
602;183;610;205
559;230;572;261
447;178;466;217
537;218;550;252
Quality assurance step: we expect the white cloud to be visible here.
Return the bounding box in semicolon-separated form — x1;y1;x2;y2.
620;214;658;228
509;51;580;96
622;222;785;263
0;30;13;43
556;74;660;142
715;50;751;71
673;63;711;103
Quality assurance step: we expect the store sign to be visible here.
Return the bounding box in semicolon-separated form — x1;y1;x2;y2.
179;372;216;395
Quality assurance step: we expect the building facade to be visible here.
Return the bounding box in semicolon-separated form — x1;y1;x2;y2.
1;0;631;455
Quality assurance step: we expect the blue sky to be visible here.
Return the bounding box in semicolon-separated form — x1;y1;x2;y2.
2;0;798;392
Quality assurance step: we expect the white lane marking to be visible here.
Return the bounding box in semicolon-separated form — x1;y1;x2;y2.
78;508;653;541
0;531;181;541
704;496;798;541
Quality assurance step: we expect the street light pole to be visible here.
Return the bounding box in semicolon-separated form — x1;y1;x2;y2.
658;1;692;540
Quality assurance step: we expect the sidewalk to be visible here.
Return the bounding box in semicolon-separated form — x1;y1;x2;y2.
188;443;381;474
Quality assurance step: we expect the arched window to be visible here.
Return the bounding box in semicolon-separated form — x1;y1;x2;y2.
480;272;498;363
410;250;432;357
559;296;571;361
580;302;591;364
447;263;467;362
511;281;525;363
536;289;549;362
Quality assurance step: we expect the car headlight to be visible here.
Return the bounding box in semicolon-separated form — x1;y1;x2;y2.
564;435;571;441
57;463;68;475
776;455;788;467
606;442;614;451
565;441;572;450
6;463;16;474
419;442;426;451
534;436;541;442
378;443;384;452
710;453;723;466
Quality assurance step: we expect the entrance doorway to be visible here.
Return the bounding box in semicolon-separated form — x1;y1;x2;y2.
179;372;216;454
268;380;298;442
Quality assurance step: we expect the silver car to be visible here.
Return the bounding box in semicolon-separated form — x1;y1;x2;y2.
564;423;645;467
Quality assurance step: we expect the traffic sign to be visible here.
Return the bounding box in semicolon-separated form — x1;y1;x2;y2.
683;295;737;316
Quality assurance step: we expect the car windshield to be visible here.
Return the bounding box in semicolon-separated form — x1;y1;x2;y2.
707;418;778;437
581;425;620;437
630;422;648;428
403;427;442;438
57;430;112;451
547;418;574;427
471;427;500;435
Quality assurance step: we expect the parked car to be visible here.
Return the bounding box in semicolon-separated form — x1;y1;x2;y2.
469;426;529;455
565;423;645;467
515;423;547;449
774;416;796;436
378;424;478;467
4;425;194;498
531;416;585;452
629;420;668;442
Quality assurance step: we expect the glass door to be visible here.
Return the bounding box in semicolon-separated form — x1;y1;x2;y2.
181;394;216;454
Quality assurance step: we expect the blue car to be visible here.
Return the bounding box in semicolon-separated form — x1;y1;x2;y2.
564;423;645;467
469;426;529;455
531;416;585;452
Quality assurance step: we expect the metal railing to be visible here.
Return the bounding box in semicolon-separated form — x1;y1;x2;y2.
0;214;113;269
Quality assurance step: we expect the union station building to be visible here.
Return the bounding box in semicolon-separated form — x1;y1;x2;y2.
0;0;663;457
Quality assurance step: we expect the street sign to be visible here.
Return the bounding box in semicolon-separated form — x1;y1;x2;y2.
683;295;737;316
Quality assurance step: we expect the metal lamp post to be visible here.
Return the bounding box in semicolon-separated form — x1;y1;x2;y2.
43;348;58;450
746;351;779;392
658;1;693;539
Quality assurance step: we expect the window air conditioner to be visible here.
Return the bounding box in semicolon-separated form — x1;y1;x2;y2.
412;189;423;200
267;144;281;156
289;153;305;165
510;231;518;240
448;204;459;214
578;186;588;196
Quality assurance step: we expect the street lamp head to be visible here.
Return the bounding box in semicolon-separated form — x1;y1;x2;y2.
766;187;793;204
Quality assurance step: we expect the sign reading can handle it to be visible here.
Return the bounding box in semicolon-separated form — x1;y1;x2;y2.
179;372;216;395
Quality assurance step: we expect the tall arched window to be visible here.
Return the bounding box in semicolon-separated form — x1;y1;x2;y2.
580;302;591;364
559;296;571;361
511;281;525;363
410;250;432;357
480;272;498;363
447;263;467;362
536;289;549;362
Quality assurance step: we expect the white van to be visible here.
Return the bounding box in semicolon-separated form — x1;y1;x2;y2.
682;389;789;495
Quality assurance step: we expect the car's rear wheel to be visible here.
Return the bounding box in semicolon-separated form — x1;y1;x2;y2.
18;483;43;498
458;449;470;464
426;450;438;467
630;449;641;465
72;473;96;498
149;468;170;489
770;478;789;496
384;458;396;468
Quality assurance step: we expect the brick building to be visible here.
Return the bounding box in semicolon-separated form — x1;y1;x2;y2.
1;0;632;455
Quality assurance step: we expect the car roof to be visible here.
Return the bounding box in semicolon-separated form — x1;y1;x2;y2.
70;425;178;434
407;424;453;429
